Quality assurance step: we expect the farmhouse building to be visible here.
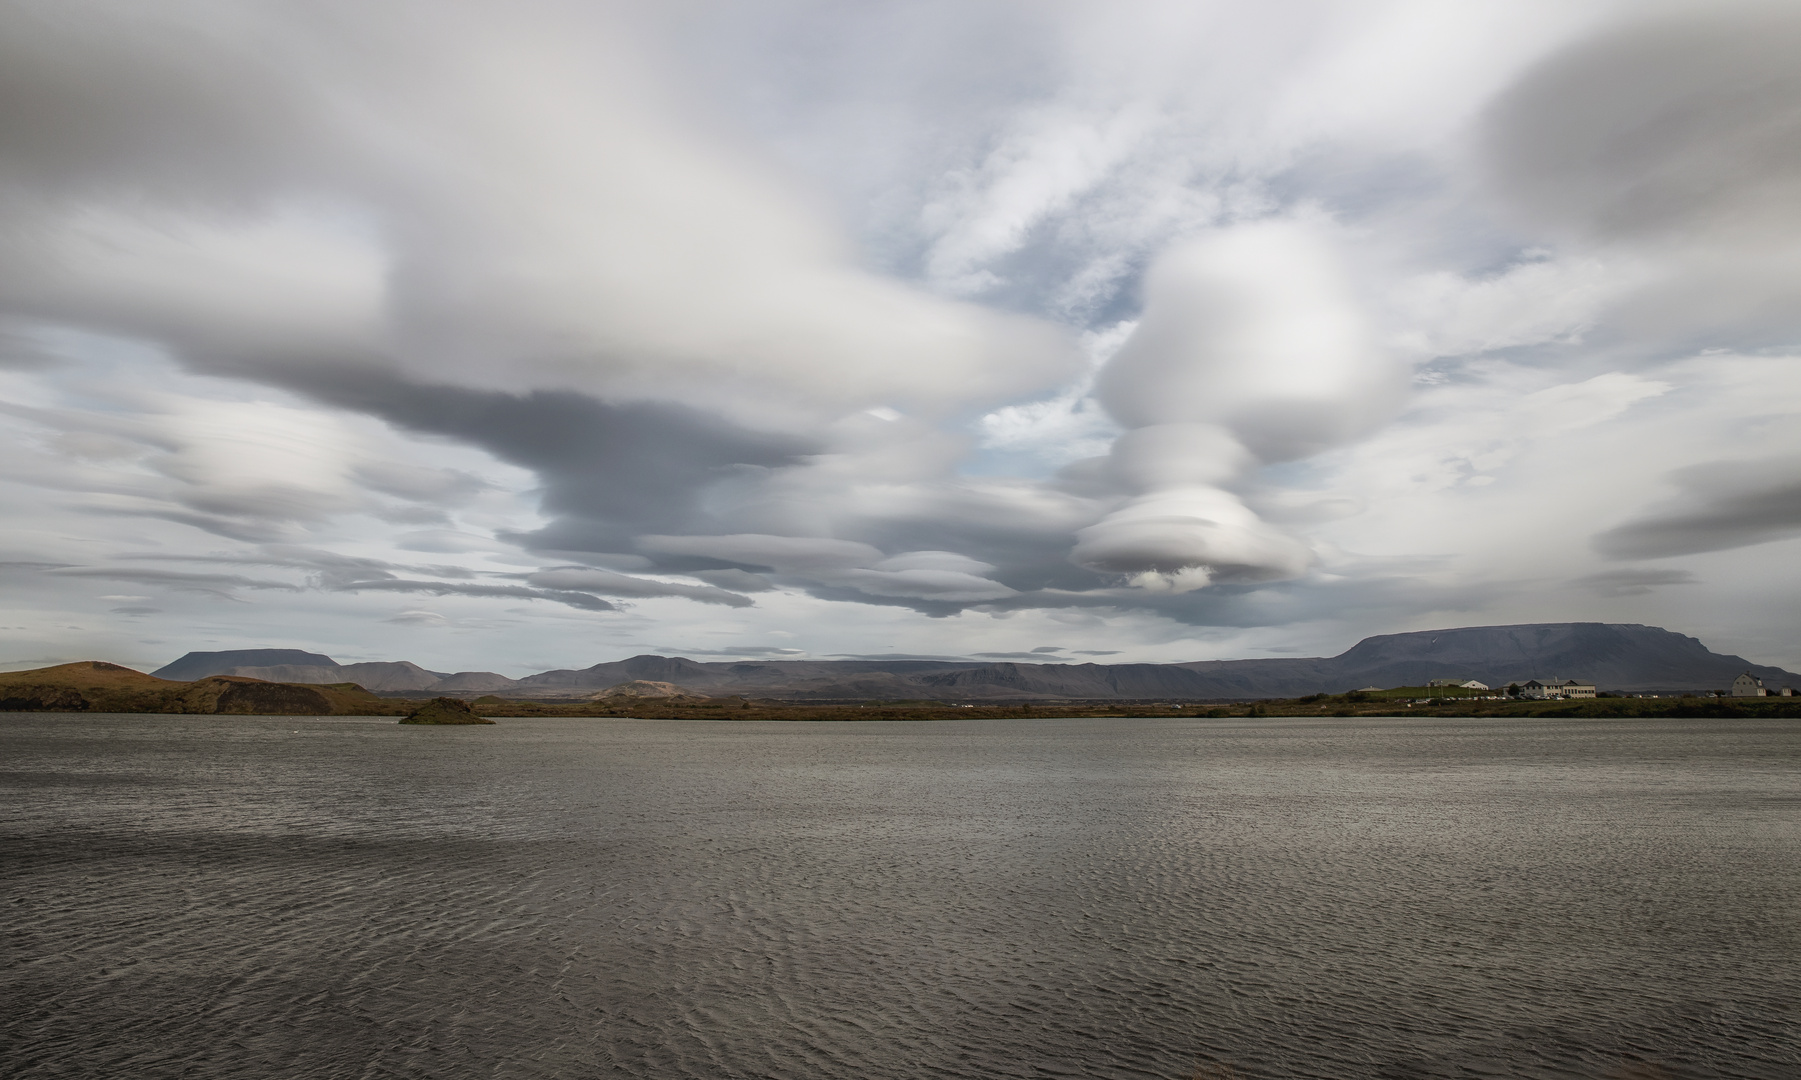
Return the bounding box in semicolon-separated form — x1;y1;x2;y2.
1730;673;1767;697
1518;679;1596;700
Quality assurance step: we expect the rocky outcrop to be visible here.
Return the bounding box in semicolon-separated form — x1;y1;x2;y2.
172;677;333;715
400;697;496;724
0;686;90;711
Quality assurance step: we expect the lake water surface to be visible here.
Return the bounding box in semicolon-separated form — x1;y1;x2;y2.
3;714;1797;1079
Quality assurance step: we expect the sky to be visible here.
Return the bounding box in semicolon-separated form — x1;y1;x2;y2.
3;0;1800;676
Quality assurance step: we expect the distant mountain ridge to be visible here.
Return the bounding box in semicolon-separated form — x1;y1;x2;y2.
151;624;1800;701
149;649;494;693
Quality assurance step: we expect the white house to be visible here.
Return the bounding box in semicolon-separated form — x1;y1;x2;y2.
1518;679;1596;700
1729;673;1767;697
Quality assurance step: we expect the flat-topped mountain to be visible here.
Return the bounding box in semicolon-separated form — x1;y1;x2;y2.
146;624;1799;701
152;649;502;693
152;649;339;682
1299;623;1774;691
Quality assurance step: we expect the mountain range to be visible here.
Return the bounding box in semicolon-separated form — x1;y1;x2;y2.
151;623;1800;701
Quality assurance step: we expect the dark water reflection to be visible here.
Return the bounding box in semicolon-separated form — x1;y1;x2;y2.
2;714;1797;1079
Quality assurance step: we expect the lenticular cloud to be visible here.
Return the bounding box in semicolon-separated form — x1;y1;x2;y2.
1076;218;1406;586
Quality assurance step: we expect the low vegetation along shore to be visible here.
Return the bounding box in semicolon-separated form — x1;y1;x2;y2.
4;662;1800;721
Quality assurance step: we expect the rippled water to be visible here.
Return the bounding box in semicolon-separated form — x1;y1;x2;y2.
3;714;1797;1079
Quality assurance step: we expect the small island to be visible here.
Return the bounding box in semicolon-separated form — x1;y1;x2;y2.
399;697;496;725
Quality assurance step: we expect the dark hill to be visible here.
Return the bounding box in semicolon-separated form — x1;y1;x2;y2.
153;649;339;681
1317;622;1792;692
514;654;722;690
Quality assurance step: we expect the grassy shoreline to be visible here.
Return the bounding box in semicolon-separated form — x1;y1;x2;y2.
5;662;1798;721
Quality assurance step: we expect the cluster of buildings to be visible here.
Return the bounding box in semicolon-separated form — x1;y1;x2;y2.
1514;679;1596;700
1420;677;1597;699
1354;672;1795;700
1415;672;1792;698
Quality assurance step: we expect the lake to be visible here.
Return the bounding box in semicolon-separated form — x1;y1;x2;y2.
2;714;1797;1079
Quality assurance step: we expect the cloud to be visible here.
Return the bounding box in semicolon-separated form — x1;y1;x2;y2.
116;546;759;612
384;609;452;627
5;0;1801;671
1095;218;1406;460
686;568;774;592
353;462;489;504
838;551;1018;602
333;578;615;612
113;546;466;588
1483;7;1801;243
634;536;1019;605
22;549;659;616
47;566;301;592
273;371;817;554
0;0;1079;424
833;566;1017;603
1070;486;1314;589
1062;217;1410;588
0;325;66;370
525;567;753;607
663;645;805;657
829;653;978;662
1594;458;1801;559
637;533;884;572
1480;6;1801;343
393;530;506;554
1573;568;1699;598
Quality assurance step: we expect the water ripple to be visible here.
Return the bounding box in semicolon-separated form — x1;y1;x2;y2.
3;714;1798;1079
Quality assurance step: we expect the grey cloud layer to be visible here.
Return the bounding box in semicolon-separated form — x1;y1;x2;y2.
1594;458;1801;560
1481;5;1801;343
0;1;1079;419
272;367;815;554
9;547;786;616
1484;8;1801;244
